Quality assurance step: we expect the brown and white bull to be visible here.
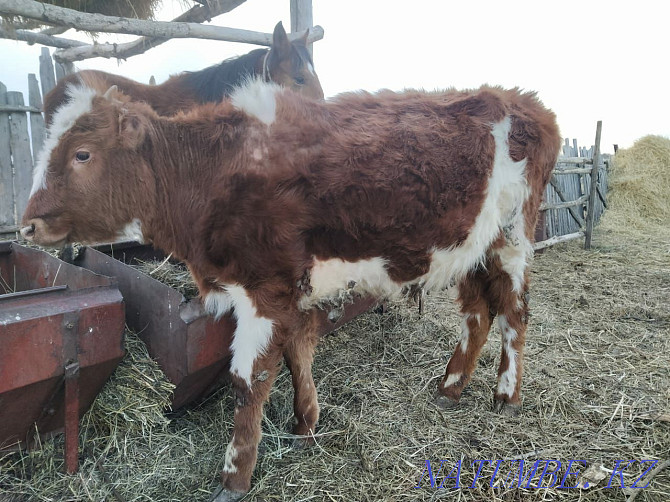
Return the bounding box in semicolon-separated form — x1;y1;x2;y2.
21;80;560;500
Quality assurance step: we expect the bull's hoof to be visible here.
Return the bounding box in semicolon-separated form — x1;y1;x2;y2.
433;392;460;410
493;400;521;416
209;485;246;502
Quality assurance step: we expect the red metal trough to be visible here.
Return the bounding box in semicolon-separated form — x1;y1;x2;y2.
0;242;125;472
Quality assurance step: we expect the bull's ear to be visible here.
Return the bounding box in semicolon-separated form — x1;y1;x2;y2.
118;108;149;150
272;21;291;59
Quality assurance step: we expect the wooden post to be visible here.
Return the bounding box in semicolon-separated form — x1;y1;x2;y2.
7;92;34;222
0;81;14;232
290;0;314;57
584;121;602;249
39;47;57;97
28;74;46;157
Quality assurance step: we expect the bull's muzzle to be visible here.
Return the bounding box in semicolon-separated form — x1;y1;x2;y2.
20;218;67;247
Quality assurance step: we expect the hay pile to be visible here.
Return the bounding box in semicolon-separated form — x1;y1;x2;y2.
132;257;199;299
607;135;670;230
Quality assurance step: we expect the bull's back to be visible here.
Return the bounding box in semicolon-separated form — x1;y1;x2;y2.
292;86;559;260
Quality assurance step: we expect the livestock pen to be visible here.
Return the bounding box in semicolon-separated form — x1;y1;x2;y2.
1;2;667;500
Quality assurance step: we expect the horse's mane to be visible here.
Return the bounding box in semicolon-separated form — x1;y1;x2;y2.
177;48;268;103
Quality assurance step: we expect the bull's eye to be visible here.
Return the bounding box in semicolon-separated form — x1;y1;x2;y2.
75;151;90;162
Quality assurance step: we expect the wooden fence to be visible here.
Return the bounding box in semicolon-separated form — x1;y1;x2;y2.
1;51;608;249
0;48;58;239
535;122;608;250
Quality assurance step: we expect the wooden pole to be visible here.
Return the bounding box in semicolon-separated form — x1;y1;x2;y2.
584;121;602;249
0;82;14;232
291;0;314;57
0;0;324;63
39;47;57;97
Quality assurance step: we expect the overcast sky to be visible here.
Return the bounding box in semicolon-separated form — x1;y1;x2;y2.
1;0;668;154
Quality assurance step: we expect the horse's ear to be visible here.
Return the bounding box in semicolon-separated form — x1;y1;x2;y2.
298;29;309;47
272;21;291;58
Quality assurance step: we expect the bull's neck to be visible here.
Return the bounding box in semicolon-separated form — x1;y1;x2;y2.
140;118;237;261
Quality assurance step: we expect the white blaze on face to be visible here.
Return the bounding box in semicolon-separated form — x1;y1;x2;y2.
230;78;280;126
31;84;98;197
497;314;519;397
205;285;273;387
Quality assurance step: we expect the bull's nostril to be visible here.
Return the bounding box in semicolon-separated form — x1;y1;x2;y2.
20;224;36;239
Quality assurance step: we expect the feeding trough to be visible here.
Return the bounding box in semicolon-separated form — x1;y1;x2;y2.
0;241;124;472
75;242;378;409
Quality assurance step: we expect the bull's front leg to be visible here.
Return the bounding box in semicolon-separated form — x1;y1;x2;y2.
208;286;283;501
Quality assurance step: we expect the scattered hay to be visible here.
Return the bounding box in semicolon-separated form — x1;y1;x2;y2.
1;222;667;501
607;135;670;230
131;257;200;299
83;329;175;437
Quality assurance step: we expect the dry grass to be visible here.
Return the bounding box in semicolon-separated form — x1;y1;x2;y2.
607;135;670;229
132;257;199;299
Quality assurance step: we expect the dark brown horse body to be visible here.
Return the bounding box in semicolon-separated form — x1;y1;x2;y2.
43;22;323;125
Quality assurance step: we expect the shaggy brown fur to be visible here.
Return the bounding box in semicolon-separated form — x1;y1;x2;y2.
23;84;560;499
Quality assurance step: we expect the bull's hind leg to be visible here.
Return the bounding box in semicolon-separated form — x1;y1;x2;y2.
283;316;320;446
436;267;495;407
491;269;530;415
489;234;532;415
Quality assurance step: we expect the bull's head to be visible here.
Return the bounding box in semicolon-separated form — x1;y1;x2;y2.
21;85;154;247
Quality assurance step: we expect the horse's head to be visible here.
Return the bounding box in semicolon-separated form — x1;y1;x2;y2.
266;22;324;100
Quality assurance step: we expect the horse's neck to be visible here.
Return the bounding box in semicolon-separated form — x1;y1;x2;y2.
167;49;268;106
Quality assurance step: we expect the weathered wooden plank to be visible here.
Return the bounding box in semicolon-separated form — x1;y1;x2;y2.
584;121;602;249
56;24;324;63
540;195;589;211
28;73;46;159
0;26;87;49
0;104;42;113
558;157;593;165
0;81;14;228
6;92;34;222
553;167;592;175
547;176;585;226
39;47;57;97
533;231;584;251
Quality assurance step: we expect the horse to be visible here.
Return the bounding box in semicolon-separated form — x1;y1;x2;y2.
43;21;323;125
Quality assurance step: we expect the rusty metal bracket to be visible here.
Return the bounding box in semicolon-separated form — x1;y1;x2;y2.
62;312;80;474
